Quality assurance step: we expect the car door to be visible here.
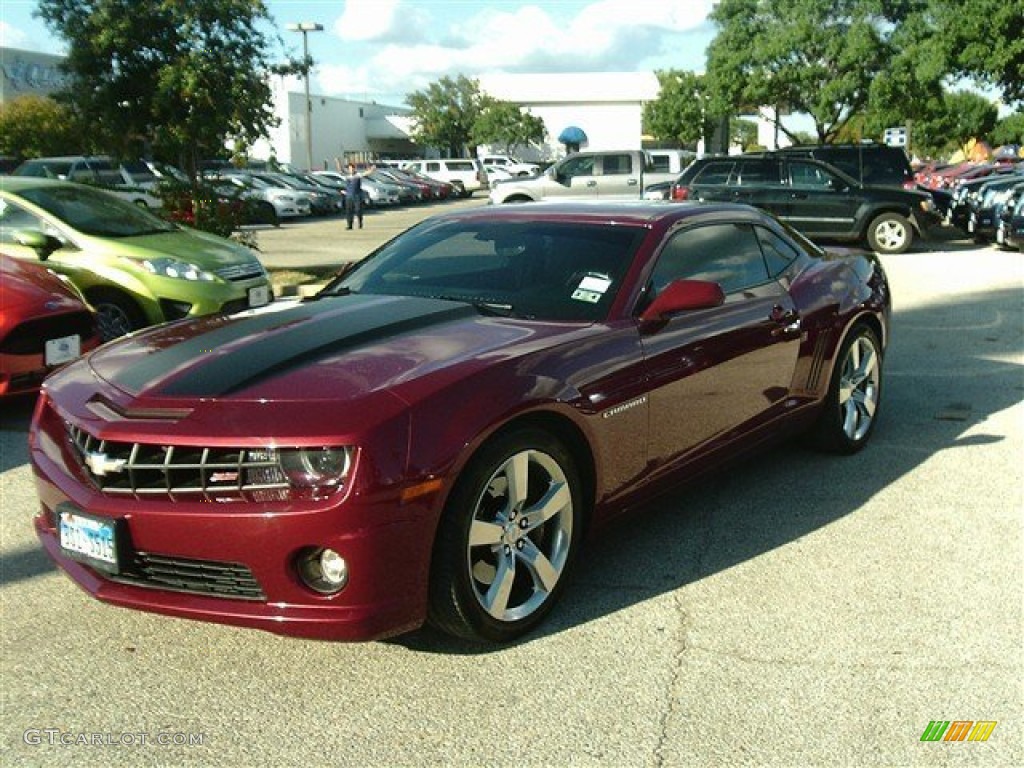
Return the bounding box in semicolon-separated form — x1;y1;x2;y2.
549;154;600;199
781;160;860;238
595;153;641;198
639;221;802;476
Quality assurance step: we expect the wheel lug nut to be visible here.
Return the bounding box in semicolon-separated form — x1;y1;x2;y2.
516;540;525;550
519;519;529;529
503;545;511;556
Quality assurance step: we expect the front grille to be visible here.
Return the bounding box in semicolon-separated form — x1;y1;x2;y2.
0;311;96;354
113;552;265;600
215;261;265;281
68;424;290;502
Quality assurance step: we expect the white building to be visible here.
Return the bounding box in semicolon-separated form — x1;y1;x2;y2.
477;72;660;160
250;76;416;170
255;71;664;168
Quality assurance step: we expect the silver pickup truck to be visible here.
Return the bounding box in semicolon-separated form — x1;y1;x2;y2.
488;149;679;204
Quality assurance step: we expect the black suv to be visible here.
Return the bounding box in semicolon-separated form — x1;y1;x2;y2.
765;143;916;189
670;155;937;254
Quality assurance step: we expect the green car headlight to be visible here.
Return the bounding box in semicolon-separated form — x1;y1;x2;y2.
142;257;216;282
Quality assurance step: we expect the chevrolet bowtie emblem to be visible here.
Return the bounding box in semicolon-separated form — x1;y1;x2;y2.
85;451;127;477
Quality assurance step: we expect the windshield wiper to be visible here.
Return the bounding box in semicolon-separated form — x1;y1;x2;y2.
428;294;517;317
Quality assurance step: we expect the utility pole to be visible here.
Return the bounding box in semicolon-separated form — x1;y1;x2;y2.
286;22;324;170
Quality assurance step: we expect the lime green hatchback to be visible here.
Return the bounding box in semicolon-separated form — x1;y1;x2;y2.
0;177;272;340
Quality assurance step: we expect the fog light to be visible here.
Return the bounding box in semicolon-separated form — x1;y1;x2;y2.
297;547;348;594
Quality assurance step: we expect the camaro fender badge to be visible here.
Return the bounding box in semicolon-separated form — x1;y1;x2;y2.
601;395;648;419
84;451;127;477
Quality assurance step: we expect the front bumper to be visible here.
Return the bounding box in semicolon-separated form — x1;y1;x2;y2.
29;396;437;641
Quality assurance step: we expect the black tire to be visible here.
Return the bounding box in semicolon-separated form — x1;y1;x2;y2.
810;324;883;454
866;212;913;254
87;289;146;341
429;427;582;643
254;201;280;227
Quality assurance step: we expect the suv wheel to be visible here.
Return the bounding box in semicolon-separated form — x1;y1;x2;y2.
866;212;913;254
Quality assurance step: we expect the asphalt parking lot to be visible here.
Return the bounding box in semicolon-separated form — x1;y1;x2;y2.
1;205;1021;767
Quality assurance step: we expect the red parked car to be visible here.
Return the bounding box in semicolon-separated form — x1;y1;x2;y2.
1;254;100;397
29;202;890;643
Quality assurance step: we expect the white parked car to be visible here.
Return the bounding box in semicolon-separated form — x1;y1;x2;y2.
479;154;540;177
401;158;488;198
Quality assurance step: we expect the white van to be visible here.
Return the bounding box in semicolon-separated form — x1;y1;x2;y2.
402;158;488;198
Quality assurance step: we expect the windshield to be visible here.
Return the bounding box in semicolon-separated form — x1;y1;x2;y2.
17;184;178;237
323;218;643;323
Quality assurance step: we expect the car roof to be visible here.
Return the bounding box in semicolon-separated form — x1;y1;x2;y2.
431;200;771;226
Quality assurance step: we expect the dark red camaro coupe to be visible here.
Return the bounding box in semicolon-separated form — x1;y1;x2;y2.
29;202;889;643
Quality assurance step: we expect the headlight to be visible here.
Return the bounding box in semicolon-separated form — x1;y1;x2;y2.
143;257;216;281
278;447;354;490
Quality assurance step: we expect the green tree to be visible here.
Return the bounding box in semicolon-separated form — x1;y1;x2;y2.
932;0;1024;106
472;101;546;156
0;95;82;158
942;90;999;157
406;75;490;157
991;112;1024;147
707;0;901;143
35;0;290;178
643;70;710;148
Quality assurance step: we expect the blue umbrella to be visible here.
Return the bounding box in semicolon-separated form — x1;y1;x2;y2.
558;126;588;145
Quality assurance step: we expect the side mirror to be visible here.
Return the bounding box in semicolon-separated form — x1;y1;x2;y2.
639;279;725;328
14;229;63;261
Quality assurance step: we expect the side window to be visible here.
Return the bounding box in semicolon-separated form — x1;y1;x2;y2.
692;161;736;185
559;155;595;180
426;162;440;173
737;160;781;185
651;223;770;295
755;226;801;276
601;154;633;175
788;161;834;189
650;155;670;173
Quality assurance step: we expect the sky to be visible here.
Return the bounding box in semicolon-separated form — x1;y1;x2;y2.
0;0;718;107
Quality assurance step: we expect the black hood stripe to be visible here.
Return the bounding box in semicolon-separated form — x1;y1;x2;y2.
113;295;477;397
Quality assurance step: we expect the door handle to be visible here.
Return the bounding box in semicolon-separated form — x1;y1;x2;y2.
627;178;638;186
586;180;597;187
790;192;808;199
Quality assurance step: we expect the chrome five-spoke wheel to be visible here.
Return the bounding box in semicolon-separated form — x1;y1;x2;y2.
838;334;880;443
429;428;581;642
811;324;884;454
467;449;574;623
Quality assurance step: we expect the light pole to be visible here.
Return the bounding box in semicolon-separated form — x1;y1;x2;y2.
286;22;324;170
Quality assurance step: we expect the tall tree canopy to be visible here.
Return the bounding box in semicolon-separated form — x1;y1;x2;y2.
35;0;289;177
406;75;490;157
706;0;892;143
642;70;711;148
472;101;546;156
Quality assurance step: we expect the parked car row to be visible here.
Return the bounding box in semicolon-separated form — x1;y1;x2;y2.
0;177;273;346
942;170;1024;250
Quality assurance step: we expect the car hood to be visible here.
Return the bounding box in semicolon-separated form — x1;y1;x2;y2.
0;254;86;314
81;227;259;269
86;293;583;403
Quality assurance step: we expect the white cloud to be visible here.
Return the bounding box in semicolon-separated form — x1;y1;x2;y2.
0;21;29;49
334;0;401;41
313;0;716;102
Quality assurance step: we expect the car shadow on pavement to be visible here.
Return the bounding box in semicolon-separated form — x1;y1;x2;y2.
394;283;1023;654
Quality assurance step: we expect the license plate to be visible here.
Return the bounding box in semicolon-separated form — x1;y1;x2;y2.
248;285;270;307
45;335;81;366
58;505;119;573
